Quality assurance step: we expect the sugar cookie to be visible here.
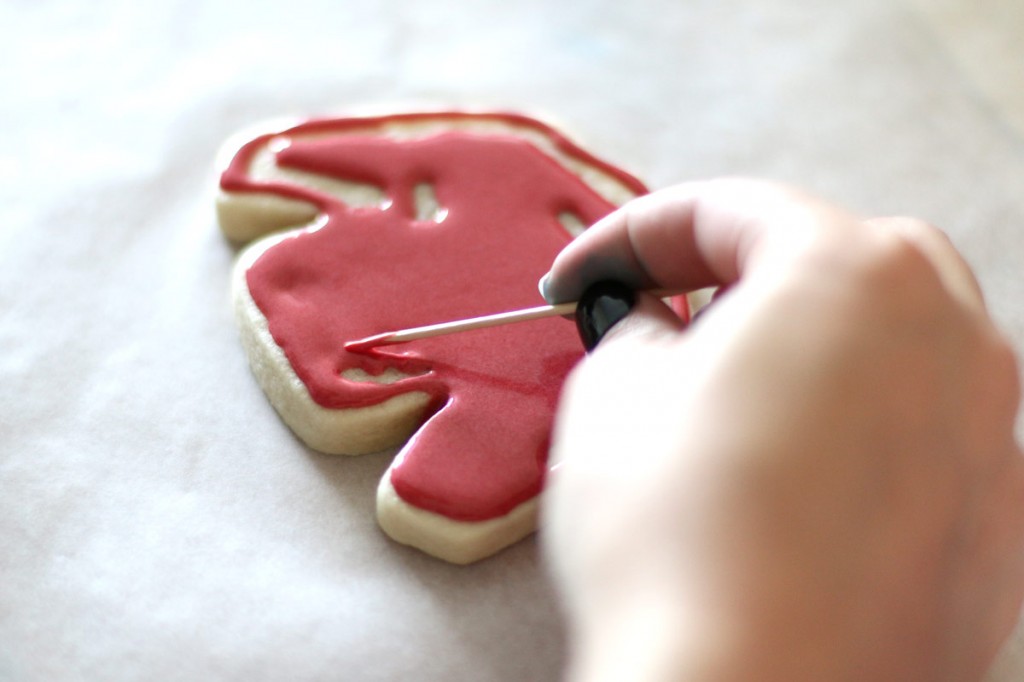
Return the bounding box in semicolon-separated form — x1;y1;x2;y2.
217;112;646;563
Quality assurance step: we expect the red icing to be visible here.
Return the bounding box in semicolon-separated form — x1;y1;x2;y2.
343;332;395;355
221;113;655;522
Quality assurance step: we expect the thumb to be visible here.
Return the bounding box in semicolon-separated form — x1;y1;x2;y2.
575;281;686;351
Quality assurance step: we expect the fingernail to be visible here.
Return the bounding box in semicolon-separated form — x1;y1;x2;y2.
538;272;553;302
575;280;636;351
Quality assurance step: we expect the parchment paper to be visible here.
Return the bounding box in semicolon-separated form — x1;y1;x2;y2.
3;0;1023;679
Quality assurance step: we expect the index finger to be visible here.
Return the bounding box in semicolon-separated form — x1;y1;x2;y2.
540;178;859;304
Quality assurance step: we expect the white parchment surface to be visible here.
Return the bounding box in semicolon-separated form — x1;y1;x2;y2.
3;1;1024;679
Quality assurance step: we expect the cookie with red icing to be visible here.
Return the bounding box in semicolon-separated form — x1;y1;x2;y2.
217;112;647;563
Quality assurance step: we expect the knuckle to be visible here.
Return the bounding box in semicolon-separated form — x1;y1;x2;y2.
873;215;946;240
867;217;955;260
821;228;965;338
862;229;944;299
866;217;984;310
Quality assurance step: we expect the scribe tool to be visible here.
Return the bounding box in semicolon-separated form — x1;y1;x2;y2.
345;287;683;352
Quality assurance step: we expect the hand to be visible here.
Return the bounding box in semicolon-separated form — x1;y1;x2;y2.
541;179;1024;682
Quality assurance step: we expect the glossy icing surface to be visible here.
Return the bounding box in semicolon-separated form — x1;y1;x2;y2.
222;113;647;521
